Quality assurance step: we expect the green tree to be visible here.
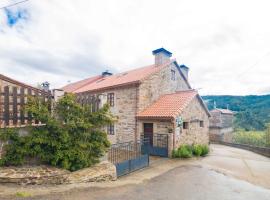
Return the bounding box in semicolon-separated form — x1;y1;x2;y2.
266;123;270;147
0;94;115;171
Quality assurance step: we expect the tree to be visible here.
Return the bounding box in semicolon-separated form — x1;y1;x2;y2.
0;94;115;171
266;123;270;147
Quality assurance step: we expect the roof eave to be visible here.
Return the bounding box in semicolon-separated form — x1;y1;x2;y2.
74;80;141;94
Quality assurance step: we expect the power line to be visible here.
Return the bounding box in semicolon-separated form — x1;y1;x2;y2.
237;51;270;78
0;0;29;10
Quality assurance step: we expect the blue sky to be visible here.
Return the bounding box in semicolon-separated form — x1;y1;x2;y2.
4;8;28;27
0;0;270;95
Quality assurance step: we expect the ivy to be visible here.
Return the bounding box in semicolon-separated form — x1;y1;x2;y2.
0;94;115;171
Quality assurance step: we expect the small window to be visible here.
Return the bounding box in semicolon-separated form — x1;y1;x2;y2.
200;121;204;127
107;93;114;107
107;124;115;135
171;70;176;81
183;122;189;129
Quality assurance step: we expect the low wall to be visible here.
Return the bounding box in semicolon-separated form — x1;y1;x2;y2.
212;141;270;158
0;161;116;185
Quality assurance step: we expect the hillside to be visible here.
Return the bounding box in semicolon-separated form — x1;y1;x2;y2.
202;95;270;131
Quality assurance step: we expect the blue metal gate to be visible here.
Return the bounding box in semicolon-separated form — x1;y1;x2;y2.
108;141;149;177
141;134;168;157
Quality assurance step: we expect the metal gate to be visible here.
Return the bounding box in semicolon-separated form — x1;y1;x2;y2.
108;141;149;177
141;134;168;157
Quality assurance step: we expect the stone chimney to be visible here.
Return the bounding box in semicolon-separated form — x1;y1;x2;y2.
41;81;50;92
179;64;189;80
152;48;172;65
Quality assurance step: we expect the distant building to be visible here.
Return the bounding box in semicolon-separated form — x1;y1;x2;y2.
209;108;234;142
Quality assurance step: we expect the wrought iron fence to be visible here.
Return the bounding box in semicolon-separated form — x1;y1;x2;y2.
108;140;145;164
108;140;149;177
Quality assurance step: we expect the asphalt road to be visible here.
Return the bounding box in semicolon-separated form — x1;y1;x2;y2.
23;164;270;200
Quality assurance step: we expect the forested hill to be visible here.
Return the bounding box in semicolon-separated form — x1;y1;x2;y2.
202;95;270;131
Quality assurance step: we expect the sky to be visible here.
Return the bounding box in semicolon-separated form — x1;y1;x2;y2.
0;0;270;95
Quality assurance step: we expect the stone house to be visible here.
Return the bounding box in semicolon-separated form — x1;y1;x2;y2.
209;108;234;142
62;48;210;156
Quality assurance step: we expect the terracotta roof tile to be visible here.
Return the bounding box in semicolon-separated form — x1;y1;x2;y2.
62;60;174;93
137;90;198;119
61;75;102;93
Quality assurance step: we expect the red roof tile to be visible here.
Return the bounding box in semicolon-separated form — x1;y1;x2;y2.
137;90;198;119
63;60;174;93
61;75;102;93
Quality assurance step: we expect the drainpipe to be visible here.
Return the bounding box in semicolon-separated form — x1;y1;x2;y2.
135;84;139;143
172;117;176;151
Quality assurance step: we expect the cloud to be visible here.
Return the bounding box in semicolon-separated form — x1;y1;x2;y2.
0;0;270;95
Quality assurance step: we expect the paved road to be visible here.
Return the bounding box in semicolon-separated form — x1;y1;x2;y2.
28;165;270;200
2;144;270;200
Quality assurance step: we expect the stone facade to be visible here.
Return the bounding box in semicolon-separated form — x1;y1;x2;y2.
138;63;190;113
137;96;209;157
0;161;116;185
174;97;209;147
209;109;234;142
71;49;209;153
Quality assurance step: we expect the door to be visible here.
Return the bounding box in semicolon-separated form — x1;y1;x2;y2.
143;123;153;145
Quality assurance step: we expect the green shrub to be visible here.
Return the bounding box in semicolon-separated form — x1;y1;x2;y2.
201;145;209;156
178;145;193;158
192;144;202;156
0;94;115;171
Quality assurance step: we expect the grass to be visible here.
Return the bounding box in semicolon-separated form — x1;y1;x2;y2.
15;191;32;198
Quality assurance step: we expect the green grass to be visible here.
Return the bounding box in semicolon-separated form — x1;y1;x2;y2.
232;130;268;147
15;191;32;198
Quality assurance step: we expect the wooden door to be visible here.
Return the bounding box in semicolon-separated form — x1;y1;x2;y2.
143;123;153;145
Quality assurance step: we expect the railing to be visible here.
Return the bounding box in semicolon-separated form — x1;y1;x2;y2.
211;138;270;158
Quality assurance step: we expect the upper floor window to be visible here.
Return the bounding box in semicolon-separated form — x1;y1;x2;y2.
107;124;115;135
171;70;176;81
183;122;189;129
200;121;204;127
107;93;114;107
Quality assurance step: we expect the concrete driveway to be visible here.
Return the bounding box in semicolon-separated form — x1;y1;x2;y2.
1;144;270;200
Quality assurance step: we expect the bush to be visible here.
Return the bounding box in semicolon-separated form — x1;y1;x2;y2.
201;145;209;156
178;145;193;158
172;144;209;158
0;94;115;171
192;144;202;156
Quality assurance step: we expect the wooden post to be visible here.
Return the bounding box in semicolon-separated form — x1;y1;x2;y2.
13;87;18;125
4;86;9;126
27;88;32;124
20;87;25;125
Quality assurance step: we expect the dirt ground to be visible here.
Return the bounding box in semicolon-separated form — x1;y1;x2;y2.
1;144;270;200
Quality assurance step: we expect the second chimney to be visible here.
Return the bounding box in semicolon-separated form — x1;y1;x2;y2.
152;48;172;65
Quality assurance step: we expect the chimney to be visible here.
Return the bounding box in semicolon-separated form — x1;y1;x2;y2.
152;48;172;65
41;81;50;92
179;64;189;80
102;70;113;77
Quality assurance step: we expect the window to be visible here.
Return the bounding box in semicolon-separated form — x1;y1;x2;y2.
107;93;114;107
107;124;115;135
200;121;204;127
171;70;176;81
183;122;189;129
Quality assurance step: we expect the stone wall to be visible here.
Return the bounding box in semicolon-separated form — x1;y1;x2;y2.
78;85;138;144
138;63;190;113
0;161;116;185
175;97;209;148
